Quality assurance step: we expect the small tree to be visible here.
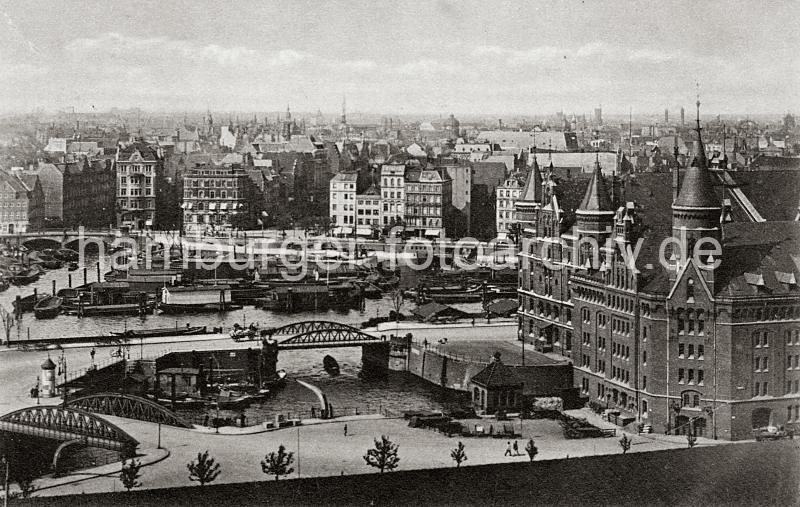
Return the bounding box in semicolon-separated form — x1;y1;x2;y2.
450;441;467;468
261;444;295;481
619;434;632;454
187;450;221;486
524;439;538;462
391;289;404;323
687;431;697;448
0;305;15;345
363;435;400;473
120;458;142;492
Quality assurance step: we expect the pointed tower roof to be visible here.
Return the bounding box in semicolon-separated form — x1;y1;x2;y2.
577;153;613;213
520;155;542;203
673;101;719;209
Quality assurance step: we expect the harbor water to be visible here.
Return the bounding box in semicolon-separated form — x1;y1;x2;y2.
0;254;470;419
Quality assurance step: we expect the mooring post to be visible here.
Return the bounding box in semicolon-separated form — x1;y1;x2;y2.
52;279;56;296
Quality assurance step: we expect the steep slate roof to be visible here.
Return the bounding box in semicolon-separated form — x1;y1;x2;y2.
673;127;719;209
470;358;523;388
578;157;613;212
118;142;159;161
714;221;800;297
719;170;800;222
519;156;542;203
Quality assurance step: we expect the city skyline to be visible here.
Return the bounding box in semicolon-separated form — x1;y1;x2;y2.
1;0;798;115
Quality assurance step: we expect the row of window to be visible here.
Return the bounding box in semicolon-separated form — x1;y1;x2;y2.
184;190;236;199
676;309;705;335
357;209;378;216
607;293;634;313
677;368;704;385
678;343;705;360
382;191;404;200
118;164;153;174
733;306;800;322
612;317;631;336
754;356;769;372
786;380;800;394
787;405;800;422
117;199;154;209
119;188;152;196
788;355;800;369
409;207;442;217
120;176;152;186
381;177;403;187
753;381;769;397
612;341;630;360
358;200;379;206
611;366;630;384
186;178;237;188
407;184;441;193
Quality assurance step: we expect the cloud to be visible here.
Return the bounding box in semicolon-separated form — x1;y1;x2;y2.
64;32;308;68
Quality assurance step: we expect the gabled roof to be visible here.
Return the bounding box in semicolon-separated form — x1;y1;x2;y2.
470;358;522;388
118;142;160;161
577;156;613;213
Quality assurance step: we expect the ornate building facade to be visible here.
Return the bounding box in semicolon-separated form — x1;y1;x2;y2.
517;111;800;440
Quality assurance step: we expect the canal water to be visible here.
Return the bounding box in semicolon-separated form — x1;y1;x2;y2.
0;254;470;422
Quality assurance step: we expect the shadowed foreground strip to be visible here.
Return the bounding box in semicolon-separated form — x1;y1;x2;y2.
16;441;800;506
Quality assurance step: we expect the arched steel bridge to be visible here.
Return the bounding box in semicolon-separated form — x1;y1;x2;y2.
262;321;386;350
0;405;138;453
65;393;192;428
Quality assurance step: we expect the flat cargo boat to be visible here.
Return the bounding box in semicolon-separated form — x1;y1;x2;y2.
159;285;241;313
111;325;208;338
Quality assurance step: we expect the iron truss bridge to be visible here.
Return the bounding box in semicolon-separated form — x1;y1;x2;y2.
65;393;192;428
261;321;386;350
0;405;138;453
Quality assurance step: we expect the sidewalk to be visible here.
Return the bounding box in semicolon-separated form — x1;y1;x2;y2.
564;407;732;449
24;447;169;497
192;413;388;436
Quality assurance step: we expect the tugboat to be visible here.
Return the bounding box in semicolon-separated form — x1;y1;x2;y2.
323;355;340;376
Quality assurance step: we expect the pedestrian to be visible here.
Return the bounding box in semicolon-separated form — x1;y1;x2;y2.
471;317;475;326
344;424;348;437
504;441;512;456
513;440;519;456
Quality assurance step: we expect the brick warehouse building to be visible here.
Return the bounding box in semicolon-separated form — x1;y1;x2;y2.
516;111;800;440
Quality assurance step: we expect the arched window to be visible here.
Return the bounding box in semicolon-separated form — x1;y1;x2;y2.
686;279;695;301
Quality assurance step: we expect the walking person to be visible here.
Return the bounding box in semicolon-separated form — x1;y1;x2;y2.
344;423;348;437
513;440;519;456
504;441;512;456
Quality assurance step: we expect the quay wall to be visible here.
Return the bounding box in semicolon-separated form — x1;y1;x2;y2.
406;342;487;392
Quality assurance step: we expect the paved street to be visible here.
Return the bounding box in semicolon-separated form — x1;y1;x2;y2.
33;409;717;497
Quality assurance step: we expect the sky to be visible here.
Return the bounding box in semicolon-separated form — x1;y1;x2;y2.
0;0;798;116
